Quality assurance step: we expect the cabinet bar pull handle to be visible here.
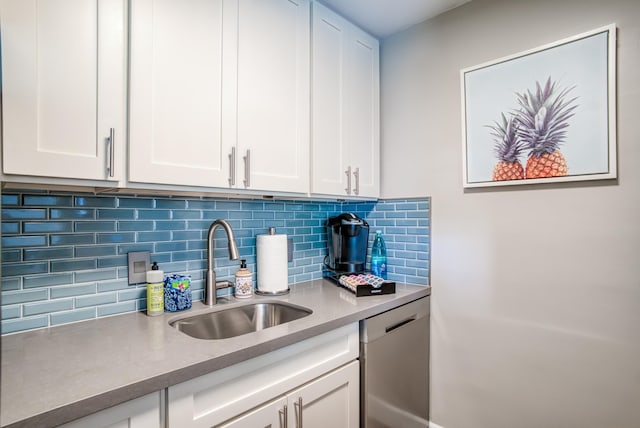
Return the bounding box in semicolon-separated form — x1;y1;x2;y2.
344;166;352;195
243;149;251;188
294;397;303;427
353;167;360;196
228;147;236;186
279;404;288;428
107;128;115;178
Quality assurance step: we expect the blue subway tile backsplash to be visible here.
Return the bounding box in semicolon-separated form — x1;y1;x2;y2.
1;190;430;334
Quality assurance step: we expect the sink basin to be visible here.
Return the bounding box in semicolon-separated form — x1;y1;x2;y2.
169;302;313;340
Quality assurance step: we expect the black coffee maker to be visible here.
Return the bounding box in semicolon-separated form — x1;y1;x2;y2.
325;213;369;274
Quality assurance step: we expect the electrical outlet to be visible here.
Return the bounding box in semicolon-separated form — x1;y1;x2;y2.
128;251;151;284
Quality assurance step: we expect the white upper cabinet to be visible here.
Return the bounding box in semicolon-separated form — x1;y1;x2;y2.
346;24;380;198
236;0;310;194
129;0;309;194
311;2;380;198
0;0;127;182
128;0;237;188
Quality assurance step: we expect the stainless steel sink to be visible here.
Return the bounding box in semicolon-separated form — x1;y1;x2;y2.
169;302;312;340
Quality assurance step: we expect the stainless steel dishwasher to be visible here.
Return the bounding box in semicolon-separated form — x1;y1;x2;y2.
360;296;430;428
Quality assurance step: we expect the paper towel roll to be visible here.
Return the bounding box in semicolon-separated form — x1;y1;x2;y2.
256;232;289;294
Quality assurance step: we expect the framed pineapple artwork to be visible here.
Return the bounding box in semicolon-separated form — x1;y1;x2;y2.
460;24;617;188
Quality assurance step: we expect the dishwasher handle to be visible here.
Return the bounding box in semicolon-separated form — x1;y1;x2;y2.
360;297;429;343
385;316;417;333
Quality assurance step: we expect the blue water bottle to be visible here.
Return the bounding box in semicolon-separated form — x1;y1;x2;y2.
370;230;387;279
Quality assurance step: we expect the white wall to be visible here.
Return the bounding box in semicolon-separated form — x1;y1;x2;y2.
380;0;640;427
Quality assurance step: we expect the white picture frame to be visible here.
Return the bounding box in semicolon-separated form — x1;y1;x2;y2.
461;24;617;188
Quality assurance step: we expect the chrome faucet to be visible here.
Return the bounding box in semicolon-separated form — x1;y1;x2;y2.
205;219;240;305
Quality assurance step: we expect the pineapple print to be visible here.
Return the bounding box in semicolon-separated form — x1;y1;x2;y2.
487;113;524;181
514;77;578;179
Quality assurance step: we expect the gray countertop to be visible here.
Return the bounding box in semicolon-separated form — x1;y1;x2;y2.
1;279;430;428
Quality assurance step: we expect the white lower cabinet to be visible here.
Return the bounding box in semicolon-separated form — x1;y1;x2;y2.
217;396;287;428
59;391;163;428
289;361;359;428
167;323;359;428
219;361;359;428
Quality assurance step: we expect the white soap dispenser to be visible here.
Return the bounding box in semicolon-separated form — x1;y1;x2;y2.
234;259;253;298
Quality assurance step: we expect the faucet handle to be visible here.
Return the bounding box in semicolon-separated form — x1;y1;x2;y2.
215;280;234;290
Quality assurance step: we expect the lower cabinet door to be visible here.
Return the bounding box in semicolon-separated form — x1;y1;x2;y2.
287;360;359;428
214;361;359;428
215;397;287;428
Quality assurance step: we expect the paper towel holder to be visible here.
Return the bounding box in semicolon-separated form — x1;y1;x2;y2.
255;227;290;296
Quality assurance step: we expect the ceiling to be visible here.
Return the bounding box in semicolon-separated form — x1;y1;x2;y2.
318;0;471;39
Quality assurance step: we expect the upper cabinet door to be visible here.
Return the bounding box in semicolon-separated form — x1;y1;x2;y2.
0;0;126;181
236;0;310;194
311;2;379;198
311;3;348;196
128;0;237;188
345;27;379;198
